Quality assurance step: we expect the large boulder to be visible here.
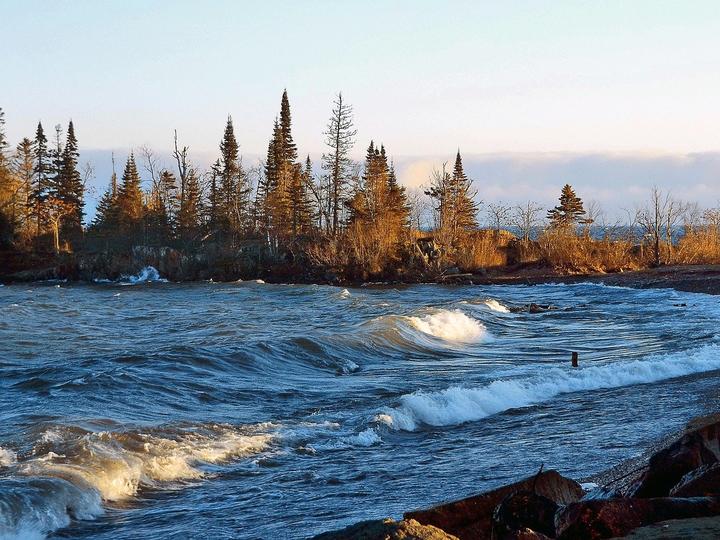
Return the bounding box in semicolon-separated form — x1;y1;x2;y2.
491;490;558;539
311;518;458;540
670;463;720;497
629;431;718;498
555;497;720;539
404;470;582;540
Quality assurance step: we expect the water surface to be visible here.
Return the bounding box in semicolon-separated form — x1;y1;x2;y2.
1;276;719;539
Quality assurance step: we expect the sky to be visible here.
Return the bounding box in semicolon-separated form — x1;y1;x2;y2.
4;1;720;218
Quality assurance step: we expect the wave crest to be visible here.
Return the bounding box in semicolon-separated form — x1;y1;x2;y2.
120;266;167;285
406;310;489;343
378;345;720;431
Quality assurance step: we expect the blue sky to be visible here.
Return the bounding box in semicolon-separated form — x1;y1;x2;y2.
4;1;720;216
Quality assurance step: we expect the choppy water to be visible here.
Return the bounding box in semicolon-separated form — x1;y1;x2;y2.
1;271;720;539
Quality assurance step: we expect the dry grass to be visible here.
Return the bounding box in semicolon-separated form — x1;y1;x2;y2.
673;227;720;264
538;229;638;273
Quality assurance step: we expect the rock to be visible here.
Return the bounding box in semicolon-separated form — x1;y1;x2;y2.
555;497;720;540
670;463;720;497
508;304;557;314
405;470;582;540
491;490;558;539
311;518;459;540
629;431;718;498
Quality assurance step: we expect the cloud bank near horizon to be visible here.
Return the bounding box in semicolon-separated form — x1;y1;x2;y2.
78;149;720;222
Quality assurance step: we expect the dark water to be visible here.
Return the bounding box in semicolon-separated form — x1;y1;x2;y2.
1;272;720;539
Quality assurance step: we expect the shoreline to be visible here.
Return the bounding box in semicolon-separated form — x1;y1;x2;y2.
4;262;720;297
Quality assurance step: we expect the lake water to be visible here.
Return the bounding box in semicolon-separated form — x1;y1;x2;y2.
1;273;719;539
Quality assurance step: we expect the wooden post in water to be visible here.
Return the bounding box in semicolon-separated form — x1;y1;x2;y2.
571;351;579;368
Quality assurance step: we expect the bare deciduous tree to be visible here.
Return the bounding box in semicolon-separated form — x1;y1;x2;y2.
512;201;544;242
486;202;512;232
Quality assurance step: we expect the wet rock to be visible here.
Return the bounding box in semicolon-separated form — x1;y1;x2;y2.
311;518;459;540
405;470;582;540
508;304;557;314
580;486;622;501
670;463;720;497
555;497;720;540
491;490;558;539
629;431;718;498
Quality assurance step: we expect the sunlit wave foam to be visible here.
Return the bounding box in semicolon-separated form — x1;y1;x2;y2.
405;309;489;343
377;344;720;431
482;299;510;313
0;423;272;539
119;266;167;285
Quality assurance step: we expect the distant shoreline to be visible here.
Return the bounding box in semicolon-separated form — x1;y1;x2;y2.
3;254;720;297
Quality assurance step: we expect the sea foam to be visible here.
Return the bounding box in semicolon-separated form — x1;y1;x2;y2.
406;310;488;343
119;266;167;285
378;344;720;431
482;299;510;313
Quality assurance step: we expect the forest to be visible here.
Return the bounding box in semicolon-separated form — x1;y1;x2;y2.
1;92;720;282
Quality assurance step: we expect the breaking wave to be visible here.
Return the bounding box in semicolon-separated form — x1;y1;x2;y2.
378;344;720;431
406;310;489;343
482;299;510;313
0;423;272;539
119;266;167;285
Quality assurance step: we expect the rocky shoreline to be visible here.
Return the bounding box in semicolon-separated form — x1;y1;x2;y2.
314;414;720;539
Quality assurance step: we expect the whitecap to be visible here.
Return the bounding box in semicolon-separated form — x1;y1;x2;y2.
0;446;17;466
378;344;720;431
406;310;488;343
119;266;167;285
482;299;510;313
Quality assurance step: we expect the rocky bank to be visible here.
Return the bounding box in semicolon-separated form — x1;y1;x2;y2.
313;414;720;539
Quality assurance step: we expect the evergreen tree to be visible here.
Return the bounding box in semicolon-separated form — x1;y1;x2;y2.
30;122;50;235
287;158;313;236
279;89;297;163
386;160;410;233
58;120;84;235
48;124;64;200
426;151;478;247
14;138;35;235
547;184;586;228
217;116;249;240
93;167;119;231
116;153;144;230
207;159;221;233
450;150;478;232
322;93;356;235
178;169;202;242
0;108;17;240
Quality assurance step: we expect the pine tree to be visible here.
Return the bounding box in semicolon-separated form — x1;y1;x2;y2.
116;153;144;230
322;93;357;235
547;184;586;228
207;159;221;233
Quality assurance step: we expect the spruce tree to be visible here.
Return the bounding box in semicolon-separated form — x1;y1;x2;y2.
218;116;249;240
178;169;202;242
59;120;84;235
116;153;144;230
547;184;586;228
14;138;35;235
450;150;478;232
30;122;50;235
0;108;16;238
279;89;297;163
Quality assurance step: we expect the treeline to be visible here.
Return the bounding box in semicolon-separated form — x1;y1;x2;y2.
0;92;479;279
2;93;720;281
